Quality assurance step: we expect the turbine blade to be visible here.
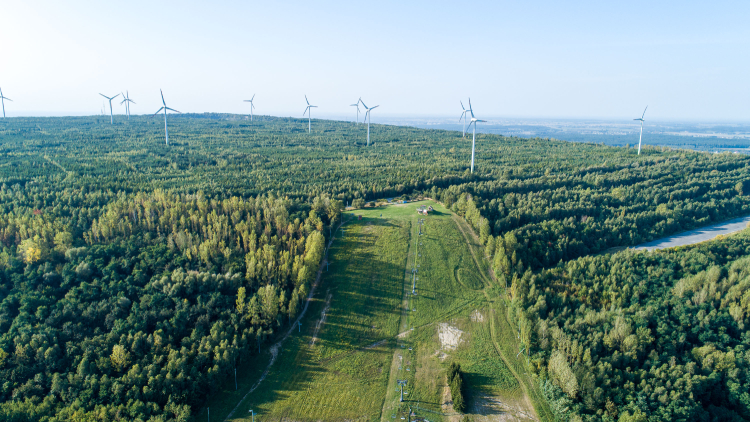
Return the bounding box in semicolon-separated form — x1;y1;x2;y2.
153;107;165;116
252;94;255;101
360;99;368;109
371;105;379;110
642;106;648;119
460;100;465;110
100;93;108;99
305;95;309;105
166;107;180;113
160;89;166;106
468;98;474;118
4;98;11;102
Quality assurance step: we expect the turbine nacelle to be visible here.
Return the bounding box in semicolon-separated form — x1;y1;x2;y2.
359;98;379;146
634;106;648;155
120;91;135;120
244;94;256;109
153;106;180;116
303;95;317;116
0;87;11;118
0;88;12;102
99;92;120;124
153;90;179;145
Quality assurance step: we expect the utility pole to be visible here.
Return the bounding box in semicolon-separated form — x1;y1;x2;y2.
397;380;407;402
249;409;255;422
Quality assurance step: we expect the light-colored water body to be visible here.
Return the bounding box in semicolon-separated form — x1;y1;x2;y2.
635;215;750;251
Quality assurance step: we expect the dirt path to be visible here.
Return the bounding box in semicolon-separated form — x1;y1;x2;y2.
451;215;541;421
310;292;332;347
223;218;350;421
379;218;417;422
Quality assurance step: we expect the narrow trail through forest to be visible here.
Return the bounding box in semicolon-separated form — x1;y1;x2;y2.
223;218;351;421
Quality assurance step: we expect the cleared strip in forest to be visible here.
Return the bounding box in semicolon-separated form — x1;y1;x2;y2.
451;213;552;421
379;218;416;422
42;154;71;176
223;218;351;421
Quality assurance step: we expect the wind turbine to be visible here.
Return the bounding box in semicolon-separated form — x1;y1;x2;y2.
244;95;256;122
0;88;11;118
303;95;317;133
634;106;648;155
350;101;360;124
120;91;135;120
459;100;470;138
99;93;120;124
465;98;486;173
153;89;180;146
359;98;379;146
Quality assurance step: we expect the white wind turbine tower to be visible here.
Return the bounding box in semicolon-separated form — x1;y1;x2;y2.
634;106;648;155
0;87;11;118
244;95;256;122
465;98;486;173
303;95;317;133
459;100;470;138
120;91;135;120
359;98;379;146
350;101;360;124
99;93;120;124
153;89;180;146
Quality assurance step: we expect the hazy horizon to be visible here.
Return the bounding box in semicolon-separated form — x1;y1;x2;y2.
4;111;750;126
2;1;749;121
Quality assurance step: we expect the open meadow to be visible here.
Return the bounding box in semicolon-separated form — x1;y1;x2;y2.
199;200;545;422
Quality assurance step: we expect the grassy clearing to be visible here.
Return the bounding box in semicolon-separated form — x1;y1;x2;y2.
211;200;543;422
375;202;523;422
452;214;554;421
225;211;409;421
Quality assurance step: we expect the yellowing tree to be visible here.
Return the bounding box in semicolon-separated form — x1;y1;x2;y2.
110;345;130;372
236;286;246;315
19;239;42;264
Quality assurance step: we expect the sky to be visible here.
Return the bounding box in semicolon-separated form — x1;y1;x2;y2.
1;1;749;121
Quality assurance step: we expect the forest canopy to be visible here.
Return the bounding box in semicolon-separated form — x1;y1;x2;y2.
0;114;749;421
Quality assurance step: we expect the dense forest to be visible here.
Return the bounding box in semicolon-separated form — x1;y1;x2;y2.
506;228;750;421
0;114;749;420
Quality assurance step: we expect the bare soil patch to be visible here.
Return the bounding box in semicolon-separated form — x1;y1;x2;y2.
438;323;464;350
